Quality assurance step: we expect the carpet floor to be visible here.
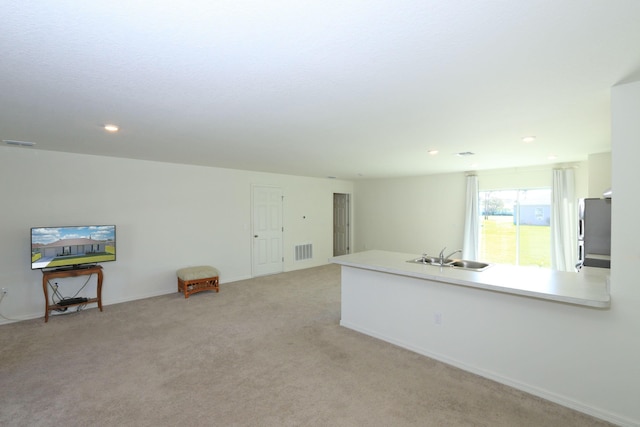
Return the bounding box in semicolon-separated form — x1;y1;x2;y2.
0;264;613;426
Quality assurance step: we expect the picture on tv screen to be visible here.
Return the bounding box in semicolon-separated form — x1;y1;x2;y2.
31;225;116;270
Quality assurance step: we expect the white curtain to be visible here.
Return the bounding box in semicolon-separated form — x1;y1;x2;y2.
462;174;479;260
551;168;578;271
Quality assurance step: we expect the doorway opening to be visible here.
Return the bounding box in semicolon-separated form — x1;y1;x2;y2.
333;193;350;256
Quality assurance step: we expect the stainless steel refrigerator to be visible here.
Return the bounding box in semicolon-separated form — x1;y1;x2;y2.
578;198;611;269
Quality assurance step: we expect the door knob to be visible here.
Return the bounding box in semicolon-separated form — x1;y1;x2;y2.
254;235;258;238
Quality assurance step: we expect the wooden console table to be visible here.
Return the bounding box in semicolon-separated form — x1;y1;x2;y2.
42;265;103;322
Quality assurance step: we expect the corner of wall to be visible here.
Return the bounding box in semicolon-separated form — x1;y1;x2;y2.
587;152;612;198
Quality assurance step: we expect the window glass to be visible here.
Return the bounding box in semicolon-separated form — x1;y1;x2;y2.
479;189;551;267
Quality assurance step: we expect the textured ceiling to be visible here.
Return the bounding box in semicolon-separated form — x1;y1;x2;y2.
2;1;640;179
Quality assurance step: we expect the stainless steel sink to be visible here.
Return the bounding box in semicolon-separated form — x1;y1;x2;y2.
448;259;491;271
407;257;491;271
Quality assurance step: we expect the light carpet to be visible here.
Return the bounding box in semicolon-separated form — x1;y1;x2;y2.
0;264;613;426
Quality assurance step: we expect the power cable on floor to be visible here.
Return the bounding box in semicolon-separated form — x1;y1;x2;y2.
0;290;19;321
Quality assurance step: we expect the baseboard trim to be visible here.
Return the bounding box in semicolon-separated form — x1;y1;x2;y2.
340;320;634;427
0;274;255;326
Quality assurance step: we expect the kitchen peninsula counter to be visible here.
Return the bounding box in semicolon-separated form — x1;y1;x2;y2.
329;250;610;308
329;250;616;422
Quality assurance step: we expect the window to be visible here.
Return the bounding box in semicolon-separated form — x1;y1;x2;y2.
479;189;551;267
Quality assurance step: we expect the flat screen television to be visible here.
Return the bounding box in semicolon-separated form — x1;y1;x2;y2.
31;225;116;270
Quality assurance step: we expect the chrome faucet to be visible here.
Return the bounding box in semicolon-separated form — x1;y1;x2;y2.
439;247;462;266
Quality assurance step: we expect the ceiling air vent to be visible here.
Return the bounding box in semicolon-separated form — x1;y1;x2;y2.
455;151;475;157
3;139;36;147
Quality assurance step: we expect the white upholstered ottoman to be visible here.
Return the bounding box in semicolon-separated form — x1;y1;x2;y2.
176;266;220;298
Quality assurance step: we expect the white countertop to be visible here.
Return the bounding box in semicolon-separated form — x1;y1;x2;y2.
329;250;611;308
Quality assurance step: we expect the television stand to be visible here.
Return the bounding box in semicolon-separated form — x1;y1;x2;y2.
42;265;103;322
53;264;97;272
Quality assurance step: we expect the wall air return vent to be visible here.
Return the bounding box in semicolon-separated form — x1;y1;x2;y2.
294;243;313;261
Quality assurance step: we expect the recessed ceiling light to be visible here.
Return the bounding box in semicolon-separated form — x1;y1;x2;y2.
522;136;536;143
104;124;119;132
427;150;439;155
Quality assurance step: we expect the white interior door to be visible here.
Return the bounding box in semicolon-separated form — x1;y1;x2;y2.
333;193;350;256
252;185;283;276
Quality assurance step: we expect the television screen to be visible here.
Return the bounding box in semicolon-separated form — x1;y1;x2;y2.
31;225;116;270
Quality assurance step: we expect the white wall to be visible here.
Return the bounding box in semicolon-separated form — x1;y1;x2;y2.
587;152;612;198
353;163;592;258
476;162;589;199
608;79;640;424
353;172;467;256
0;148;353;323
478;165;552;190
350;83;638;425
